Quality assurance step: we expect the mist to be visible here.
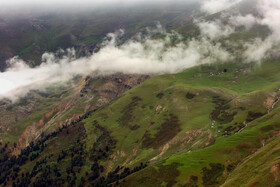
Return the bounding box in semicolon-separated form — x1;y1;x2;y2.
0;0;200;17
200;0;280;62
0;28;231;101
243;0;280;62
200;0;243;14
0;0;280;101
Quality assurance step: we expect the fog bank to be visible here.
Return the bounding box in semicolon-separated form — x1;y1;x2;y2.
0;0;280;101
0;29;231;101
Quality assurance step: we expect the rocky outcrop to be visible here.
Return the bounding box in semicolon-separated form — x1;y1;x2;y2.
11;96;78;155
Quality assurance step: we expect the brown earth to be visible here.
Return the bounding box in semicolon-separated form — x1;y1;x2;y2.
270;163;280;182
7;74;149;155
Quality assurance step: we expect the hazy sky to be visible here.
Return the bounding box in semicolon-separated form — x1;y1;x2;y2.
0;0;195;4
0;0;200;8
0;0;202;15
0;0;247;16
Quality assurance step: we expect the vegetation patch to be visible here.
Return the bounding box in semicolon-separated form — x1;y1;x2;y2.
226;164;234;172
202;163;225;186
0;108;96;186
246;111;266;122
156;92;164;99
123;163;180;187
129;124;140;130
185;175;199;187
93;162;148;186
211;96;236;123
142;114;181;148
120;96;142;127
186;92;196;99
260;123;280;132
223;123;245;136
89;120;116;161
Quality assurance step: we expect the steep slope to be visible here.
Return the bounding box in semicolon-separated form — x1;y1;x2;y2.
0;74;149;155
106;59;280;186
222;135;280;186
1;58;280;186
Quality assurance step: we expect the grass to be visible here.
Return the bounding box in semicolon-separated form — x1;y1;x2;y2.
82;58;280;186
3;4;280;186
162;105;280;186
222;135;280;187
4;57;280;186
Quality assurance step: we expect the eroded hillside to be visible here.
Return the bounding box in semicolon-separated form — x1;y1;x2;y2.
0;73;149;155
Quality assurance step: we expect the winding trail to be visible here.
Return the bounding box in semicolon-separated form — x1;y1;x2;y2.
235;123;248;134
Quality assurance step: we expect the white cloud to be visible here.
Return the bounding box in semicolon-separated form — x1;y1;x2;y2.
0;30;232;101
257;0;280;36
229;14;258;30
243;37;273;62
201;0;243;14
243;0;280;62
1;0;280;101
197;20;234;40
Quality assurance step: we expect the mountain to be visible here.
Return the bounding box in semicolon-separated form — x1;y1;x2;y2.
1;0;280;186
0;3;199;71
1;59;280;186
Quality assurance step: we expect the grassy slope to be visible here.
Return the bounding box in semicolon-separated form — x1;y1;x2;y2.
6;58;280;187
79;59;280;186
222;134;280;186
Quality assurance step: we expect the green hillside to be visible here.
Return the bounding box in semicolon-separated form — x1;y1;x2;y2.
1;0;280;186
1;58;280;186
83;59;280;186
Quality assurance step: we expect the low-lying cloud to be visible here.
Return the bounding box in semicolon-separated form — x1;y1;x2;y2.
197;20;234;40
200;0;243;14
0;29;232;101
200;0;280;62
242;0;280;62
0;0;280;101
229;14;258;30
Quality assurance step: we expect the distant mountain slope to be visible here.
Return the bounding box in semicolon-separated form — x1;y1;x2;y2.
0;4;199;71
